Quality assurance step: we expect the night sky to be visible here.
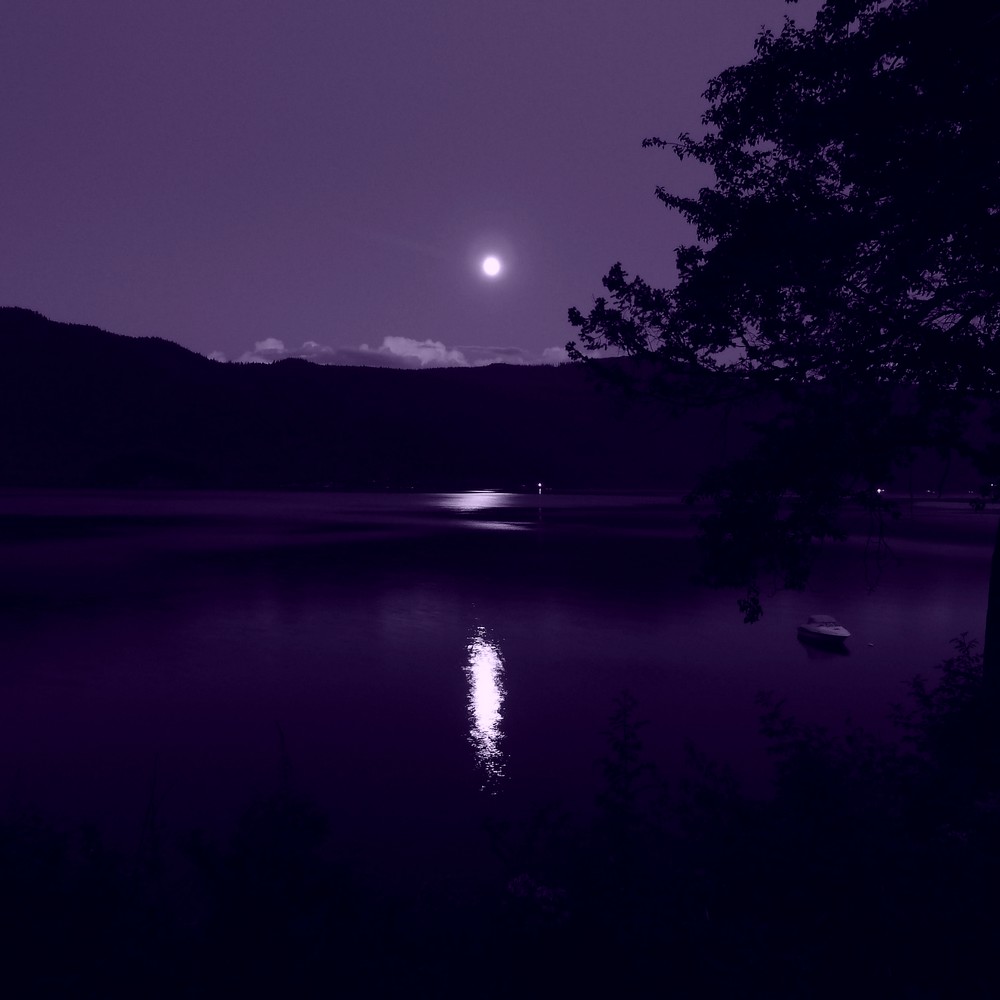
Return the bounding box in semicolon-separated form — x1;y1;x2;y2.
3;0;820;368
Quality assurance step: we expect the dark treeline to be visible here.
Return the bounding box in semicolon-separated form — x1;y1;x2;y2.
0;307;983;493
2;639;998;998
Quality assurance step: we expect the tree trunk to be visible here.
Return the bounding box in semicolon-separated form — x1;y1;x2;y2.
983;515;1000;712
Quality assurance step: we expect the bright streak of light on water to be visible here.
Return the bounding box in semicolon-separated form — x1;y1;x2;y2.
465;626;506;791
436;491;515;513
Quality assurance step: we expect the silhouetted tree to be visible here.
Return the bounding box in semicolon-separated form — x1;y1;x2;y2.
569;0;1000;666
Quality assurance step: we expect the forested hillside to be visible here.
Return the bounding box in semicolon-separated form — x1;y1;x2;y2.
0;308;980;492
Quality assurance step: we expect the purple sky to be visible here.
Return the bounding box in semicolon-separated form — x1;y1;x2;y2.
2;0;820;368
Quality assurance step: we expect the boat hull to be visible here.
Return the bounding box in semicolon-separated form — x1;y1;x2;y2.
797;625;850;644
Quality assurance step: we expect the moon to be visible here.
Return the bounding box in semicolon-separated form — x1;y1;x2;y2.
481;255;502;277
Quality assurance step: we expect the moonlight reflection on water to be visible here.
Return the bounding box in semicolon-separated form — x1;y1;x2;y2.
436;491;514;513
465;626;506;791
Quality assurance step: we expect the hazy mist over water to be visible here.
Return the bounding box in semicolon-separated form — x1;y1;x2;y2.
0;490;993;883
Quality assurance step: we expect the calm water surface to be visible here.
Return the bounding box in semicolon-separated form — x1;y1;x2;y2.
0;489;994;883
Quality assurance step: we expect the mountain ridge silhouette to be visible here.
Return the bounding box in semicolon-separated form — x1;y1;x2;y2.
0;307;980;492
1;308;698;489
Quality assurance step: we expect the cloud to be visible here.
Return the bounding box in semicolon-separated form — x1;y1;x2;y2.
367;336;468;367
255;337;285;353
236;337;287;363
359;337;570;368
541;345;570;365
222;334;569;368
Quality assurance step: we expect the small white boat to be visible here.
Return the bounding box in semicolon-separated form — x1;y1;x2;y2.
797;614;851;644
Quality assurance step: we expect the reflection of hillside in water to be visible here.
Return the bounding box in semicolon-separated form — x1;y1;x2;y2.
464;626;506;792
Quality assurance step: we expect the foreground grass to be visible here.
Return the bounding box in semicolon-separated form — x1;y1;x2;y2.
3;638;999;998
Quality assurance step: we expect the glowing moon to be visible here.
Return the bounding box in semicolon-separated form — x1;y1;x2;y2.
481;255;502;277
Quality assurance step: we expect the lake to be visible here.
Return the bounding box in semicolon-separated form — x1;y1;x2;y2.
0;489;994;885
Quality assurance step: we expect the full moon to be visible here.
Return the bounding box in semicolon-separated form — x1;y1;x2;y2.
481;255;502;277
